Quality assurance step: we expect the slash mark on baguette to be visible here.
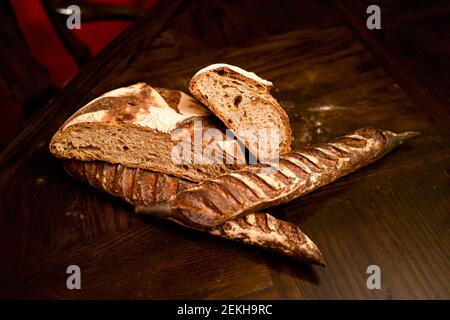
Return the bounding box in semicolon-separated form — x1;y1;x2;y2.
138;128;419;229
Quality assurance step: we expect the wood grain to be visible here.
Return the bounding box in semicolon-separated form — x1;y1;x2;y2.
0;0;448;299
335;0;450;135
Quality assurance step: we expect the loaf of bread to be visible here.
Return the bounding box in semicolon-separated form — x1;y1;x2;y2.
64;160;325;265
189;64;292;162
50;84;244;182
137;128;419;228
49;75;418;267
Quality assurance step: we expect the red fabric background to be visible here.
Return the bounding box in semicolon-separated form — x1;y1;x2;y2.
0;0;157;147
10;0;157;86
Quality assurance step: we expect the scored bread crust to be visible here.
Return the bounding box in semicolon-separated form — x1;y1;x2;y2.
63;159;325;265
137;128;419;228
189;64;292;161
49;83;245;182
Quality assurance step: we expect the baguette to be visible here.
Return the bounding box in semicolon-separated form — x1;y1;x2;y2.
137;128;419;228
63;160;325;265
50;84;244;182
189;64;292;161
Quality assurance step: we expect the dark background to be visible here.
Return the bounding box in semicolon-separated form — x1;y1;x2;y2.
0;0;157;148
0;0;449;299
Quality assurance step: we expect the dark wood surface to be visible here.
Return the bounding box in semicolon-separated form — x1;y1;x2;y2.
0;0;449;299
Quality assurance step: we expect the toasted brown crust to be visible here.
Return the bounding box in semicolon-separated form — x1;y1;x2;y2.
211;213;324;265
63;160;191;206
189;65;292;158
63;159;324;265
137;128;419;228
56;84;211;132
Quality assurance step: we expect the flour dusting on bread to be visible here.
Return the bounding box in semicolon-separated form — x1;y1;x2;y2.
63;83;210;133
194;63;273;87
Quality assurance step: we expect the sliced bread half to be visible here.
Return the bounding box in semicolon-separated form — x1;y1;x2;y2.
189;64;292;162
49;83;245;182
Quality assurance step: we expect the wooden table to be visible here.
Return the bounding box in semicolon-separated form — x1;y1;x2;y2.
0;0;449;299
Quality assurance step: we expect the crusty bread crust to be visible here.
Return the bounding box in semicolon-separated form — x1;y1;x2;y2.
63;159;325;265
137;128;419;228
